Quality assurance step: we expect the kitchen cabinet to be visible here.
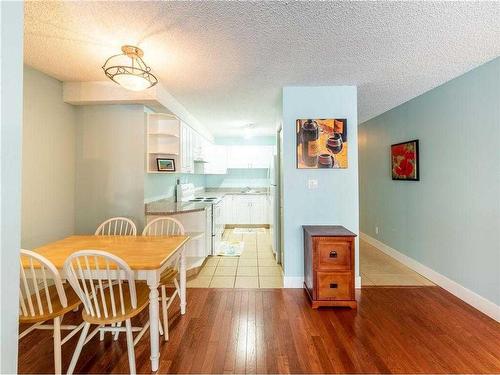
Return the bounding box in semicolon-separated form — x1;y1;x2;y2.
225;145;273;169
147;113;215;174
180;122;194;173
205;144;228;174
222;194;269;225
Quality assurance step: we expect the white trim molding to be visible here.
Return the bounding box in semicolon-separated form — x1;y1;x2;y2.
355;276;362;289
360;232;500;322
283;275;362;289
283;276;304;288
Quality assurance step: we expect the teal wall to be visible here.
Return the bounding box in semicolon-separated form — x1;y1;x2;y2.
75;105;147;233
359;57;500;304
282;86;359;279
1;2;24;371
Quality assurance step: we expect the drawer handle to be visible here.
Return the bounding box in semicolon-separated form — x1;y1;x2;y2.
329;251;338;258
329;283;338;289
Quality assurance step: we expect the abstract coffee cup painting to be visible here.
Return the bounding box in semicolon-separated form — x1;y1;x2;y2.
296;118;348;169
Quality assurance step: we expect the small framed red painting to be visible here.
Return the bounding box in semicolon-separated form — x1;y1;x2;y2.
391;140;419;181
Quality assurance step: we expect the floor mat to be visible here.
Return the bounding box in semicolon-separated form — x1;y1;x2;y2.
233;227;266;234
216;240;244;256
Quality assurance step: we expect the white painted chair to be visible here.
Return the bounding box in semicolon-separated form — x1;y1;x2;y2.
63;250;151;375
18;249;83;374
95;217;137;342
95;217;137;236
142;216;190;341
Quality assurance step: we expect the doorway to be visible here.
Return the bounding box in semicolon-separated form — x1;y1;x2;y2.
360;239;434;286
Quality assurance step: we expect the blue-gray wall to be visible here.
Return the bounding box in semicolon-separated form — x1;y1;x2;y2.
1;2;24;372
75;104;147;233
282;86;359;280
359;57;500;305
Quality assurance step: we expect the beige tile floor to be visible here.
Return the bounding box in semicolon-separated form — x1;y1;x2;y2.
187;228;283;288
360;240;434;286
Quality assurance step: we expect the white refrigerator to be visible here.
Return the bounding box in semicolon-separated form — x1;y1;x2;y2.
269;154;281;264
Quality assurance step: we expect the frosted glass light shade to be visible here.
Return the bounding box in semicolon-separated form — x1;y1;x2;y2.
113;74;151;91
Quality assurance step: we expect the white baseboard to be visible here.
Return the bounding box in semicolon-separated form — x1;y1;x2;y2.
360;232;500;322
283;276;303;288
355;276;361;289
283;275;362;289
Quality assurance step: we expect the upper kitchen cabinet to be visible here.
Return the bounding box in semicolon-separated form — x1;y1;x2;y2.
147;113;210;174
204;144;228;174
146;113;181;173
226;145;274;169
180;122;194;173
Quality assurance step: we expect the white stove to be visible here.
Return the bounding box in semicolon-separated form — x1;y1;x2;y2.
176;183;222;255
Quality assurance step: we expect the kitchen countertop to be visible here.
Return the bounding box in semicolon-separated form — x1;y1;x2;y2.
145;199;209;215
205;188;269;195
145;188;269;215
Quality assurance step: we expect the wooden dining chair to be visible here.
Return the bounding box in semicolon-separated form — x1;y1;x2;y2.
142;216;191;341
63;250;150;375
18;249;83;374
95;217;137;236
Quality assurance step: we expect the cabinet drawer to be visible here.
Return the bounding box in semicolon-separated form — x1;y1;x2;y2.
317;272;353;300
314;238;352;271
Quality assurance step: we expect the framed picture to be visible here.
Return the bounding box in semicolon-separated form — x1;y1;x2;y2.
391;140;419;181
156;158;175;172
296;118;348;169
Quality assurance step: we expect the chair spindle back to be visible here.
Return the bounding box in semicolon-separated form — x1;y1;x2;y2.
63;250;136;320
142;217;185;236
95;217;137;236
19;249;67;318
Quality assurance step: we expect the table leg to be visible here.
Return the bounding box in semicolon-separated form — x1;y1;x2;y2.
180;247;187;315
147;272;160;372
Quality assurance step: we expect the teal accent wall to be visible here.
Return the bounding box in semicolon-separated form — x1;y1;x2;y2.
205;168;269;188
282;86;359;279
1;2;24;371
359;57;500;304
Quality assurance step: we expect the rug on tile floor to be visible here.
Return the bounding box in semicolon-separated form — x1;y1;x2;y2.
233;227;266;233
216;241;244;256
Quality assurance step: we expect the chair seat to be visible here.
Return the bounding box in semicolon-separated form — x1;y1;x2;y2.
19;283;82;324
82;282;150;325
159;267;178;285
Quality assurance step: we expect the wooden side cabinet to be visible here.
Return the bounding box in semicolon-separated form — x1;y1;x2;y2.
303;225;357;309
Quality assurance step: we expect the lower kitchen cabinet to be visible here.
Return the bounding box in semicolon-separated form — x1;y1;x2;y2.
222;194;269;226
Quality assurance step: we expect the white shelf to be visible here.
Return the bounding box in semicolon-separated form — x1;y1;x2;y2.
148;133;179;137
148;151;179;156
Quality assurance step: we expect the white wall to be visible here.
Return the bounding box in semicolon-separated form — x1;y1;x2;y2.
22;66;76;249
281;86;359;286
75;105;146;233
0;1;23;372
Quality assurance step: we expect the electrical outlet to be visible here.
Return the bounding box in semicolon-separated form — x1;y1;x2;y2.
375;226;379;235
308;179;318;189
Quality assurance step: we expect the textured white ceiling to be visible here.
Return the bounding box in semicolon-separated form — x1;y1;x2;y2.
25;1;500;136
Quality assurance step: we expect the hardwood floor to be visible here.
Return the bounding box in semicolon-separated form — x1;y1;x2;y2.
18;287;500;374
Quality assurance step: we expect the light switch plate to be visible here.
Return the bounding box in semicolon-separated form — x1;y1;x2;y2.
308;179;318;189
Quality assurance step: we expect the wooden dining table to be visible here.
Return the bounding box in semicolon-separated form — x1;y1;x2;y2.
26;234;190;372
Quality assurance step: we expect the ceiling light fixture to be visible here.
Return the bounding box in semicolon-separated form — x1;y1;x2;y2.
102;45;158;91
